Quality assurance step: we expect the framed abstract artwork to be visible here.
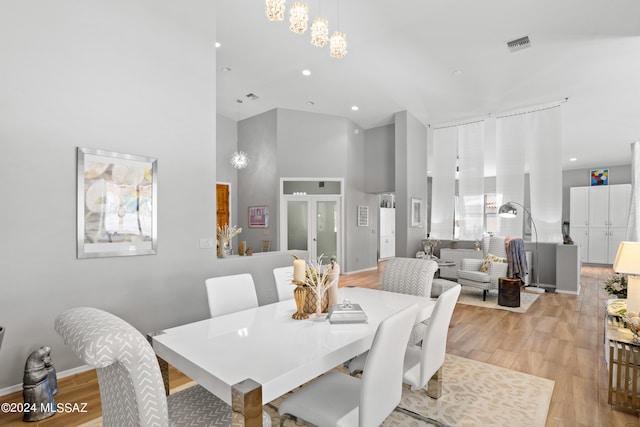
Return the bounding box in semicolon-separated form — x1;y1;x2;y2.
248;205;269;228
77;147;157;258
590;169;609;186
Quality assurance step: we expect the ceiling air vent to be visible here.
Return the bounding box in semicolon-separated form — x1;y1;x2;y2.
245;93;260;101
507;36;531;53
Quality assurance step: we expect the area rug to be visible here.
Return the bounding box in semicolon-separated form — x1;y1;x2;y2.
456;286;539;313
267;353;554;427
80;355;553;427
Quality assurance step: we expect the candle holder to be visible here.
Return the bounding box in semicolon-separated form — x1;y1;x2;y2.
292;280;309;320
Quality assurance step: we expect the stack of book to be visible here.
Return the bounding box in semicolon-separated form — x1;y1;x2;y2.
328;303;368;324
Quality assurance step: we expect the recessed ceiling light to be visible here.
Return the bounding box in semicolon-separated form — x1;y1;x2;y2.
453;70;462;76
569;157;577;162
351;105;359;111
302;69;311;76
307;101;315;106
215;42;221;48
220;67;231;72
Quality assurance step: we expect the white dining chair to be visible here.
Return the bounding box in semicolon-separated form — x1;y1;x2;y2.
205;273;259;317
278;303;419;427
273;266;295;301
347;285;461;422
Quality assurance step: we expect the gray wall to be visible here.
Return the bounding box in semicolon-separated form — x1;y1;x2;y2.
217;114;239;228
0;1;222;389
364;124;395;194
394;111;428;257
235;109;378;273
237;110;279;254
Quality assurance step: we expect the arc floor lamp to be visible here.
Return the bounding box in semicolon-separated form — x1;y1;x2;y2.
498;201;545;294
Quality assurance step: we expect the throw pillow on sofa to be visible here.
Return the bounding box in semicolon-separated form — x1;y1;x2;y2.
479;254;507;272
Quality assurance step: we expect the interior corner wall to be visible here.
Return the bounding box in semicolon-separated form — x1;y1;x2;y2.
364;124;395;194
237;110;279;253
0;1;217;389
217;114;239;227
395;111;428;257
346;122;378;273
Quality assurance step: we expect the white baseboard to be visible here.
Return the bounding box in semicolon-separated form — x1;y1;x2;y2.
0;364;93;397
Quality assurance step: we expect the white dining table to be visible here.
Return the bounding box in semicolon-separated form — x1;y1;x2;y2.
150;287;434;423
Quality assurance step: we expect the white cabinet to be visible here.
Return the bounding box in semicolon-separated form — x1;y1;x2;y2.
570;187;590;228
570;184;631;264
379;207;395;259
571;227;589;263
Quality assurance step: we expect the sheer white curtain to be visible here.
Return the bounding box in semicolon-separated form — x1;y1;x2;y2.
527;106;562;242
496;114;526;237
457;121;485;240
430;127;457;239
627;140;640;241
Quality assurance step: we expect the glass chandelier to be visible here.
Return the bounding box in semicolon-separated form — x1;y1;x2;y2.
289;2;309;34
230;151;249;169
330;31;347;58
310;17;329;47
265;0;285;21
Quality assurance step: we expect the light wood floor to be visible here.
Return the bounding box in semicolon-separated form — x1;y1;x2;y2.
0;264;637;427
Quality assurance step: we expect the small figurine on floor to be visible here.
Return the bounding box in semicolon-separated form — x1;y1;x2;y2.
23;346;56;421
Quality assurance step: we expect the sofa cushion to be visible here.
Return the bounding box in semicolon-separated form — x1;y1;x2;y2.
479;253;507;272
457;269;491;283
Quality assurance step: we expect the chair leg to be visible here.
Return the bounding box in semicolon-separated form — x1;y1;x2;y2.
483;289;487;301
394;406;452;427
427;366;443;399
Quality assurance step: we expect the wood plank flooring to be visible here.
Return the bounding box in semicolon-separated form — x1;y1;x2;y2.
0;263;637;426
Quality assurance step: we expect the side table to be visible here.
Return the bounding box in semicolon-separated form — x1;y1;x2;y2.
605;299;640;414
498;277;520;307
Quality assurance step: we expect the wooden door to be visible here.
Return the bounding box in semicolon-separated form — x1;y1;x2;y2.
216;184;229;228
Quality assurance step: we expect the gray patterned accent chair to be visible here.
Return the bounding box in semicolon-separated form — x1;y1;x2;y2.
382;257;438;345
457;236;509;301
55;307;271;427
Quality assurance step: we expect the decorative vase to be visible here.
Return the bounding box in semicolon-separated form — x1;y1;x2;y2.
292;284;309;320
304;291;329;314
218;240;230;258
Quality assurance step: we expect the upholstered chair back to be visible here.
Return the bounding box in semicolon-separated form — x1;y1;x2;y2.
382;257;438;298
483;236;507;258
55;307;168;427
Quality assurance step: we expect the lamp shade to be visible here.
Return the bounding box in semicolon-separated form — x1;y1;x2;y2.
498;202;518;218
613;241;640;275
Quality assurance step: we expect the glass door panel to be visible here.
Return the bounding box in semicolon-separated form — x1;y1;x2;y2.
287;200;309;251
315;200;337;261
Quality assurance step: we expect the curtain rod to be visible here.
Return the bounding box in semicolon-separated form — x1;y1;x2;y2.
430;97;569;130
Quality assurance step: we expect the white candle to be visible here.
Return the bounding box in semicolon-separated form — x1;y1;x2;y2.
293;259;306;283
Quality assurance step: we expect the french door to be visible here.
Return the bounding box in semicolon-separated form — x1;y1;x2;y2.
282;195;341;265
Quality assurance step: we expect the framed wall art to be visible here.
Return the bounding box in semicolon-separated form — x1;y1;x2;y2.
248;205;269;228
590;168;609;186
411;197;423;228
77;147;157;258
357;205;369;227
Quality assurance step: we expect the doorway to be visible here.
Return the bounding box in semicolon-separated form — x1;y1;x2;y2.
216;183;230;227
280;179;343;266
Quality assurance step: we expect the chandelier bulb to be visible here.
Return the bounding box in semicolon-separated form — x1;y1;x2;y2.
265;0;286;21
289;2;309;34
330;31;347;59
311;17;329;47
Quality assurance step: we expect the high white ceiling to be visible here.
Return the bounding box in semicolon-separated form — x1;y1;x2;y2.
216;0;640;172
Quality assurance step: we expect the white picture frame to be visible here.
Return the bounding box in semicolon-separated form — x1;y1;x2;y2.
357;205;369;227
411;197;423;228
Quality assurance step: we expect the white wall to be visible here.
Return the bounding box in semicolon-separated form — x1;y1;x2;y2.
0;0;218;388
